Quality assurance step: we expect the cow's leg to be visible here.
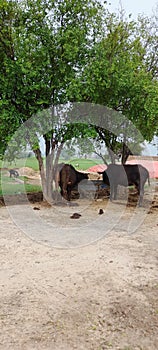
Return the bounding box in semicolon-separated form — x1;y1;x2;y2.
138;186;144;207
135;182;144;207
113;184;118;200
67;186;71;201
133;181;140;205
60;183;68;201
62;191;68;200
109;185;113;201
110;183;115;201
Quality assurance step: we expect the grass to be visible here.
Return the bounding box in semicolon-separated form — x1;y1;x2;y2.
63;157;103;170
0;157;102;196
0;175;42;196
0;156;102;171
1;184;42;196
0;156;39;171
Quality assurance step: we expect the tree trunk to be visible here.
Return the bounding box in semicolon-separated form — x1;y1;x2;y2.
46;153;54;200
51;143;65;199
34;148;47;200
93;150;108;165
108;148;116;164
121;143;133;164
34;147;54;203
54;142;64;168
42;135;56;202
34;133;65;203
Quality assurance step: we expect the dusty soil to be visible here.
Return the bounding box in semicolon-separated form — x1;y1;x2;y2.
0;169;158;350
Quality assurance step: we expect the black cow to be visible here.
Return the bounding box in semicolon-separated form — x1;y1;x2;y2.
59;164;89;201
101;164;150;206
9;169;19;178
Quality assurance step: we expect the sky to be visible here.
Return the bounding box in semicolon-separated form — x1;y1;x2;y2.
108;0;158;18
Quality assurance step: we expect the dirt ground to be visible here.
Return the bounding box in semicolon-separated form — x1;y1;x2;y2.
0;172;158;350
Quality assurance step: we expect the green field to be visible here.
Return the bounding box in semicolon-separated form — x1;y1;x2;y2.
0;173;42;196
0;157;39;171
0;156;103;171
65;158;103;170
0;157;103;196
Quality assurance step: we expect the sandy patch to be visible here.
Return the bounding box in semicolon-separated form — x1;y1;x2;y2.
0;188;158;349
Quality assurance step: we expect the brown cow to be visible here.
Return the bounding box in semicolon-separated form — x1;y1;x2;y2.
59;164;89;201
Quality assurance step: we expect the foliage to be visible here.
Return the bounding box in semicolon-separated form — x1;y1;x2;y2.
0;0;103;200
67;11;158;161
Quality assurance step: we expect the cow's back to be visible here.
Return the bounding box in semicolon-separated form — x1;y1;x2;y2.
60;164;76;187
106;164;129;186
124;164;149;185
106;164;149;186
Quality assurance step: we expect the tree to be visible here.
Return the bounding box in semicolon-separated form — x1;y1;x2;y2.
67;11;158;163
0;0;104;201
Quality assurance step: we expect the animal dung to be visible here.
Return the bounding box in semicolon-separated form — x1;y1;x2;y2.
98;208;104;215
33;207;40;210
70;213;82;219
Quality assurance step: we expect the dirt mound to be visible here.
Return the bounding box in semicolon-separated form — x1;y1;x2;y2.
88;172;101;180
19;167;40;179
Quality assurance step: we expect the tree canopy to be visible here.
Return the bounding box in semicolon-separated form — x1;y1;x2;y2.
67;12;158;155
